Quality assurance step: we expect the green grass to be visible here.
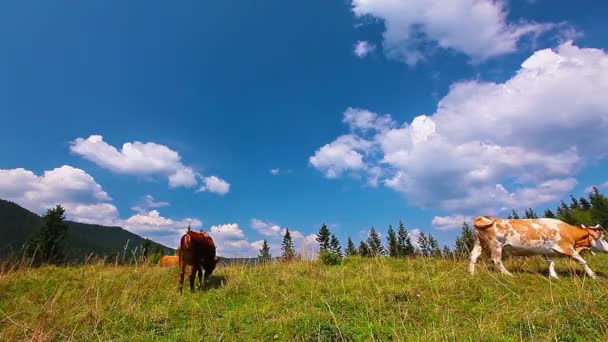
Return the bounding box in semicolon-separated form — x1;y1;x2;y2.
2;255;608;341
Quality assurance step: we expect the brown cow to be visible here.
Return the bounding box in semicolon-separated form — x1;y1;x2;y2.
470;216;608;279
159;255;179;267
178;230;219;293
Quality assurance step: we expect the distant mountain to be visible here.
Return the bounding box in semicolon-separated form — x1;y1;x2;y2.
0;199;174;260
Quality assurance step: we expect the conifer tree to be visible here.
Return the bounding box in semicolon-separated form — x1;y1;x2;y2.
442;245;453;258
329;234;342;256
346;237;357;256
397;221;415;257
508;209;520;219
386;225;398;257
281;228;297;261
417;232;430;257
367;227;385;257
258;239;272;263
454;222;475;257
358;240;370;257
427;233;441;257
316;224;331;253
589;187;608;228
543;209;556;218
27;205;68;264
524;208;539;219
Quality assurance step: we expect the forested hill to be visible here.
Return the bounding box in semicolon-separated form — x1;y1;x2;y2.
0;199;174;259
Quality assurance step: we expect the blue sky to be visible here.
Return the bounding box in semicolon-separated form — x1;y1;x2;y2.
1;0;608;257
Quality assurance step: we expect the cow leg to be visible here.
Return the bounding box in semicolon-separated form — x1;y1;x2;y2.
491;246;512;276
188;266;197;292
546;258;558;279
178;264;185;294
469;240;483;275
197;265;203;290
570;251;597;279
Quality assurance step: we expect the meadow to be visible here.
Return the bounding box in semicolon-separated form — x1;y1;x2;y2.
1;255;608;341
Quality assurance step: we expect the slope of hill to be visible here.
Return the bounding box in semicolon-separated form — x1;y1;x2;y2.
0;199;174;259
1;256;608;340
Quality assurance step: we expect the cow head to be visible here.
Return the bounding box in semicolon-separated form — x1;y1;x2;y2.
204;256;220;276
584;224;608;252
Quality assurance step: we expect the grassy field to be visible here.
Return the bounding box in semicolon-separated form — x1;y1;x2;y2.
2;255;608;341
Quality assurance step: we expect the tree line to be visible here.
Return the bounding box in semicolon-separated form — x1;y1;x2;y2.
259;187;608;264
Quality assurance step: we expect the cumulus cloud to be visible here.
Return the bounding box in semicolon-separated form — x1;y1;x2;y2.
270;168;280;176
310;43;608;213
208;223;259;258
122;210;202;248
71;135;229;193
198;176;230;195
70;135;197;188
351;0;556;64
131;195;169;213
354;40;376;58
0;166;117;222
0;166;206;248
432;215;472;231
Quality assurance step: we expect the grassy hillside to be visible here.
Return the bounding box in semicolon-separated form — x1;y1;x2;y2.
2;256;608;341
0;199;174;259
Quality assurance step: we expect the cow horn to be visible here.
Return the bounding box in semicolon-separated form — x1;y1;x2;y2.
594;224;601;229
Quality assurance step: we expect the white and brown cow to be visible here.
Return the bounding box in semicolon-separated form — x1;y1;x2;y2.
469;216;608;279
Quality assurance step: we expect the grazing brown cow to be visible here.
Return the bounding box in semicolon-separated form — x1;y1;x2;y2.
178;230;219;293
470;216;608;279
159;255;179;267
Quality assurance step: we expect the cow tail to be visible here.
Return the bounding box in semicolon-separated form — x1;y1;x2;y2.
474;216;496;230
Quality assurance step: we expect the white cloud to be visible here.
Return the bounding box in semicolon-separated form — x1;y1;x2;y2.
121;210;202;248
131;195;169;213
584;182;608;194
354;40;376;58
311;43;608;213
309;134;371;178
270;168;280;176
70;135;198;188
432;215;472;231
0;166;116;222
251;218;284;237
210;223;245;240
198;176;230;195
352;0;556;64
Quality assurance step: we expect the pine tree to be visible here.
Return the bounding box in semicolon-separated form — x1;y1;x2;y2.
543;209;556;218
346;237;357;256
316;224;331;253
258;239;272;263
329;234;342;256
442;245;453;258
386;225;398;257
27;205;69;264
589;187;608;228
524;208;539;219
570;195;580;210
367;227;385;257
454;222;475;257
417;232;430;257
508;209;520;219
281;228;297;261
427;233;441;257
397;221;415;257
358;241;370;257
579;197;592;211
557;200;576;225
